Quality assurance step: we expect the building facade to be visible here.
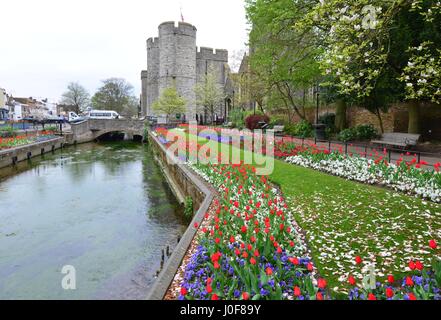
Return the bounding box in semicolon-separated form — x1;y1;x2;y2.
0;88;8;121
141;21;231;123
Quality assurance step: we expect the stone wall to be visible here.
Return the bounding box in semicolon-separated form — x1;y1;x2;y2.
274;102;441;139
196;47;229;119
0;137;65;169
146;130;214;300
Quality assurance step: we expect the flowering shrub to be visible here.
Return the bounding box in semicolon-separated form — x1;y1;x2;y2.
245;115;270;130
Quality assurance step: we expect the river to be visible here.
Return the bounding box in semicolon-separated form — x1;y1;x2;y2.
0;142;187;299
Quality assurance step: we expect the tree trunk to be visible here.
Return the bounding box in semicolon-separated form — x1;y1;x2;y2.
407;100;420;134
376;107;385;134
334;99;347;132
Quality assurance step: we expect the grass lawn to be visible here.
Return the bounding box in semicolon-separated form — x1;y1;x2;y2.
168;129;441;295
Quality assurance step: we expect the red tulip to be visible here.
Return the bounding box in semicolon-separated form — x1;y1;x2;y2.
387;275;395;284
294;286;301;297
250;257;256;265
241;225;247;233
316;292;323;300
214;261;220;269
348;275;356;286
206;285;213;294
407;293;417;300
415;260;424;271
368;293;376;300
211;294;219;300
229;236;235;243
242;292;249;300
194;222;199;228
408;261;416;270
180;287;187;296
405;276;414;287
307;262;313;271
355;256;362;265
385;288;394;298
317;278;327;289
429;239;437;249
266;267;273;276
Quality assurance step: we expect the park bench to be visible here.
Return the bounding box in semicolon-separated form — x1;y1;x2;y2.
371;132;421;149
272;125;285;136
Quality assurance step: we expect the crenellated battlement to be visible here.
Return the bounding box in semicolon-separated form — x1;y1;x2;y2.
197;47;228;62
158;21;197;37
147;37;159;49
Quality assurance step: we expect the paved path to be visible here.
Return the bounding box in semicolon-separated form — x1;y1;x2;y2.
276;136;441;168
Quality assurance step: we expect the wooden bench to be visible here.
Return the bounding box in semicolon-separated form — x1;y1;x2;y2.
272;125;285;136
371;133;421;149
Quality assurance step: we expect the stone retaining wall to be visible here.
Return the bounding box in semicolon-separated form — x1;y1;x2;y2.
0;137;65;169
146;130;214;300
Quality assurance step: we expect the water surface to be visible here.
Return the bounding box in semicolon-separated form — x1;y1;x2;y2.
0;142;186;299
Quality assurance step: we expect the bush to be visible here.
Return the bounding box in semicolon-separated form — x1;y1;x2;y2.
229;109;246;129
269;116;287;128
338;125;378;142
245;114;270;130
184;197;194;220
356;124;378;140
337;128;357;142
284;120;314;138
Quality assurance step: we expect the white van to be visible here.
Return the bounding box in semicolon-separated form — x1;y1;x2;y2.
88;110;120;120
68;112;81;122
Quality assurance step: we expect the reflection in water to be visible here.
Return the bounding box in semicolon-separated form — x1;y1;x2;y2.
0;142;186;299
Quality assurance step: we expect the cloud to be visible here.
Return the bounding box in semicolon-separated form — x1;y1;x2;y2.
0;0;248;101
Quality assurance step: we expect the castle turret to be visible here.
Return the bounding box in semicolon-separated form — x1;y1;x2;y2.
158;21;197;121
146;37;160;117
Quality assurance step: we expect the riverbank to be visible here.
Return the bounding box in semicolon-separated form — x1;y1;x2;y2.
146;131;215;300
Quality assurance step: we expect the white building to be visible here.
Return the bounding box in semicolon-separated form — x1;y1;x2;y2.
8;102;24;121
1;88;9;121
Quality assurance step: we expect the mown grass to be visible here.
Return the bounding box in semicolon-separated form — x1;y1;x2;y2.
168;129;441;296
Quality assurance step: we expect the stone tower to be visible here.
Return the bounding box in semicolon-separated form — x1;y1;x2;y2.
142;21;229;122
145;36;160;117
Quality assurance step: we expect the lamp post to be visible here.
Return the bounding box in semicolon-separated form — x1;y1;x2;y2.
314;82;320;125
313;82;325;141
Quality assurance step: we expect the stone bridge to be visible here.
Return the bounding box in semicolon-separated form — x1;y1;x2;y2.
67;119;146;144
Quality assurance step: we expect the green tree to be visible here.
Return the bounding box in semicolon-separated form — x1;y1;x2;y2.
91;78;138;117
194;70;226;124
304;0;441;133
246;0;323;122
152;87;187;122
60;82;90;114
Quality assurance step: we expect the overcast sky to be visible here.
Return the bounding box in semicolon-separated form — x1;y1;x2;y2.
0;0;249;102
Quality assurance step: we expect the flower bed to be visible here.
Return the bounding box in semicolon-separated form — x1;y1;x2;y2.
152;127;441;300
280;143;441;203
181;162;326;300
0;131;58;150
